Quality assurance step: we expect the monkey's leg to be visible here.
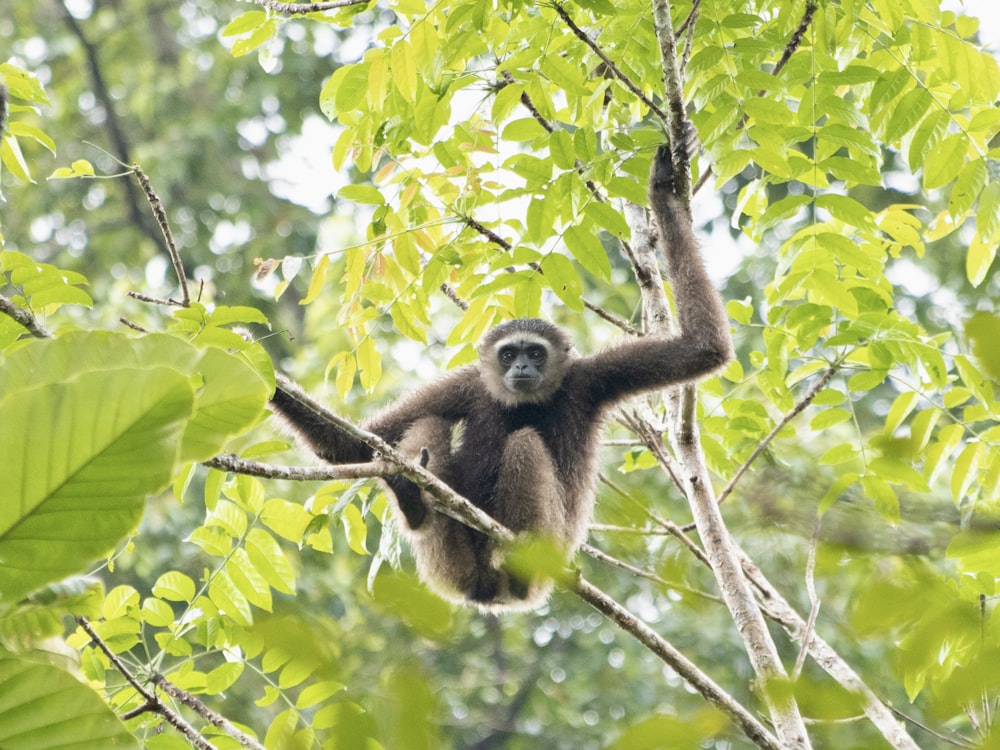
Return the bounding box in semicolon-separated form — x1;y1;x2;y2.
491;427;566;600
389;418;499;604
386;416;451;530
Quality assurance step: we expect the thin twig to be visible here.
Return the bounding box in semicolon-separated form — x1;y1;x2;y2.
127;290;185;307
736;1;819;131
552;4;669;124
439;283;469;310
717;365;839;505
207;453;397;482
773;1;819;78
76;617;217;750
151;675;266;750
119;317;148;332
254;0;369;14
792;519;822;679
133;164;190;307
582;543;722;603
583;299;639;335
572;578;783;750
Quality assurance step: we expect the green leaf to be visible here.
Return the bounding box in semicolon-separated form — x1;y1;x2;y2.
810;408;852;430
539;253;584;311
208;570;253;626
563;226;611;280
206;662;244;694
923;133;969;190
549;130;576;170
231;19;276;57
951;443;983;504
246;528;296;595
819;443;858;466
338;184;385;206
261;499;314;542
885;88;932;143
965;232;998;286
819;472;859;514
868;457;929;492
319;63;370;120
227;548;273;612
884;391;919;435
949;158;987;218
965;312;1000;379
341;503;369;555
0;649;139;749
0;369;193;602
222;11;268;36
152;572;196;603
862;475;899;523
977;181;1000;243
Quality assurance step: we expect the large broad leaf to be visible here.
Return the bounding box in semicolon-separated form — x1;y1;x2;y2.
0;648;138;748
0;368;194;602
0;330;271;462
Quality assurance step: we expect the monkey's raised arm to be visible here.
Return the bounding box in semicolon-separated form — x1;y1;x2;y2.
579;144;734;405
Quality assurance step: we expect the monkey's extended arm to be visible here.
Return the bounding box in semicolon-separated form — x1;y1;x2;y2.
580;143;733;404
271;375;375;464
270;367;477;464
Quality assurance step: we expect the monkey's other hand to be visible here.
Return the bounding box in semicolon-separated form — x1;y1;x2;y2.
651;144;676;190
418;446;430;468
652;122;699;190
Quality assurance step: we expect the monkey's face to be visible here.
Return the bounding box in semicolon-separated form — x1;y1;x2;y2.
498;339;549;396
479;319;572;406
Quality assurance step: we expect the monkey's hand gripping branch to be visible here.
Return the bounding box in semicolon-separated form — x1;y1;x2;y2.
262;379;515;545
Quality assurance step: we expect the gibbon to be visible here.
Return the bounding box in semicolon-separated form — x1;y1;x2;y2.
271;144;733;612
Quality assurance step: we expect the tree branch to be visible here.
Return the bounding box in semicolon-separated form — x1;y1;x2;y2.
254;0;370;14
552;4;669;124
151;675;266;750
133;164;191;307
572;578;782;750
76;617;218;750
0;294;51;338
57;2;159;249
716;364;839;506
639;5;812;742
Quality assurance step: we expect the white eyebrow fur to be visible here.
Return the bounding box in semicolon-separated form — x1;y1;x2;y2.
491;333;553;352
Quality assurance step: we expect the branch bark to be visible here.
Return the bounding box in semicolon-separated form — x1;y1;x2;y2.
639;5;812;745
76;617;219;750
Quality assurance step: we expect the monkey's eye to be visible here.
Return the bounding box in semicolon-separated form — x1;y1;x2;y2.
527;346;546;362
498;348;516;365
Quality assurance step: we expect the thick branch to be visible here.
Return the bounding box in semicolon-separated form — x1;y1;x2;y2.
572;579;782;750
627;10;812;736
739;551;921;749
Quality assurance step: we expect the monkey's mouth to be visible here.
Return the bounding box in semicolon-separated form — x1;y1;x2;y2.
508;376;540;390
